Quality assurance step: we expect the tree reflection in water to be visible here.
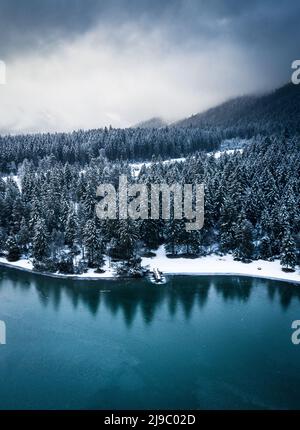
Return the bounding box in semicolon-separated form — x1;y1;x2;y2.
1;267;300;326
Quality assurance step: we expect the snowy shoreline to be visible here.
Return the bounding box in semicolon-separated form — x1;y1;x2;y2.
0;255;116;281
0;246;300;285
142;247;300;285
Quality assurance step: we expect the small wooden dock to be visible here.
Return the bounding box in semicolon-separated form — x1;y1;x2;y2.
151;268;165;284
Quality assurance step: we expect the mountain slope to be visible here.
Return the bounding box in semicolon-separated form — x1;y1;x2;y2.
134;117;167;128
175;83;300;135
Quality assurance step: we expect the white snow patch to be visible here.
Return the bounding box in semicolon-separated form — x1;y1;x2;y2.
0;257;33;270
213;149;243;159
142;246;300;284
71;256;115;279
130;157;186;177
2;175;22;191
1;248;299;284
130;150;243;176
0;255;115;279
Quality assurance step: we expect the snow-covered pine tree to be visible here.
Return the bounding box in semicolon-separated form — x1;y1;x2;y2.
32;218;49;261
65;209;78;247
280;230;297;271
83;218;103;267
18;217;30;253
6;235;21;262
234;219;254;262
259;235;272;260
115;220;139;261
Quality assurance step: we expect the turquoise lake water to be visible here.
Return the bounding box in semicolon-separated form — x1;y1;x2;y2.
0;268;300;409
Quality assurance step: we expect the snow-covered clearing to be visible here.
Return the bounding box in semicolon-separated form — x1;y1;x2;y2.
213;148;243;159
0;255;115;279
130;149;243;177
0;257;33;270
72;256;115;279
142;246;300;285
130;158;186;177
1;148;243;185
2;175;22;190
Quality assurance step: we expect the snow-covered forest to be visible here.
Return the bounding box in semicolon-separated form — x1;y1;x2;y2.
0;126;221;171
0;127;299;277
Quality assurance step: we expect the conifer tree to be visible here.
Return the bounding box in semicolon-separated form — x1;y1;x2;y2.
18;217;30;253
83;218;102;267
280;231;297;271
259;235;272;260
234;219;254;262
32;218;49;261
65;209;78;247
6;235;21;262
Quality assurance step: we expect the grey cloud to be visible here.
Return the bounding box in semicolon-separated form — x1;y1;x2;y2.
0;0;299;133
0;1;299;56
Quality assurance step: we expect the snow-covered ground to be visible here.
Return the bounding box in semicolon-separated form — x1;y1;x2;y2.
213;148;243;159
71;256;115;278
1;148;243;185
142;246;300;284
2;174;22;190
130;157;186;177
0;257;33;270
130;150;243;177
1;247;299;284
0;255;115;279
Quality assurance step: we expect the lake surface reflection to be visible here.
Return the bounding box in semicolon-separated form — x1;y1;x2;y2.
0;267;300;409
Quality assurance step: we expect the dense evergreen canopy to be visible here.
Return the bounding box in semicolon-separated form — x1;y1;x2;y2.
0;132;299;274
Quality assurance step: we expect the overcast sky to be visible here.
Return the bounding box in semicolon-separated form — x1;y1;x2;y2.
0;0;299;134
